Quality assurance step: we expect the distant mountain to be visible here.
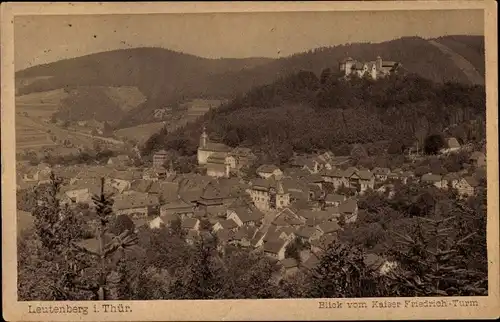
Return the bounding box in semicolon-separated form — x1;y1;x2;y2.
15;48;273;126
15;35;484;128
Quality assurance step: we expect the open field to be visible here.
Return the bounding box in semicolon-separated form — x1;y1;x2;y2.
104;86;147;112
16;88;68;119
16;116;56;149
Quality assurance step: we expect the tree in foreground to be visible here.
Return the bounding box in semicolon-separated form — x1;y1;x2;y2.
306;242;382;298
384;215;487;296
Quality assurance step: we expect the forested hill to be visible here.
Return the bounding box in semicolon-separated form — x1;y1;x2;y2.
182;35;485;100
16;35;484;128
143;70;486;162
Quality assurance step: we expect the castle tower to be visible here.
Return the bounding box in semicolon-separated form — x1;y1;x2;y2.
344;57;354;76
376;56;383;71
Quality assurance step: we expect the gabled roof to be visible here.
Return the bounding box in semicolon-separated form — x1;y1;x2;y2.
301;253;320;270
325;194;345;203
219;219;238;230
464;176;480;187
443;172;460;181
295;226;320;239
130;179;153;193
320;168;345;178
445;137;461;149
161;198;193;210
113;194;159;210
356;170;374;180
257;164;281;174
216;229;234;242
207;152;228;164
233;226;258;241
181;218;199;229
263;239;287;254
200;142;231;153
373;167;390;175
317;221;341;234
339;199;358;214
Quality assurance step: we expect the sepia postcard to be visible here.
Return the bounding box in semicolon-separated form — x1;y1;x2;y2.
2;1;499;321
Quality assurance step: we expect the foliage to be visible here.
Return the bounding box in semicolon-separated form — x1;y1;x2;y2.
384;216;487;296
142;70;485;163
306;243;383;298
424;134;446;155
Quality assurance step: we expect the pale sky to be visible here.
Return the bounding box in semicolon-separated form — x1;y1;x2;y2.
14;10;484;71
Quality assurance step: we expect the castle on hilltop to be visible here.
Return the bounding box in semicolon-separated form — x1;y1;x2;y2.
339;56;401;80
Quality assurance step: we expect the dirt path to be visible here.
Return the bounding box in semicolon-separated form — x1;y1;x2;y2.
428;40;485;86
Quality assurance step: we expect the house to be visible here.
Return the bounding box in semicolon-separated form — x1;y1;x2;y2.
212;219;239;233
214;229;234;251
230;226;258;247
279;258;300;277
271;208;305;229
159;199;194;219
206;162;230;178
303;158;321;174
227;147;256;170
295;226;323;243
442;172;461;189
399;171;415;184
320;169;346;190
469;151;486;168
300;253;320;271
112;194;160;217
247;178;290;211
324;194;346;207
152;150;169;168
226;206;264;227
339;56;401;80
107;155;131;167
348;169;375;193
316;221;341;236
181;218;200;231
129;179;154;194
298;210;334;224
373;167;390;182
197;127;231;165
440;137;461;154
263;239;289;260
339;199;358;223
455;176;479;197
256;164;283;179
421;173;446;189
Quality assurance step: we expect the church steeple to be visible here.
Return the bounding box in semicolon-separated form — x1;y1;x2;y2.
200;126;208;149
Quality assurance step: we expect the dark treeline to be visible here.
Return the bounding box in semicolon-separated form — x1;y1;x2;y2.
143;70;485;162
